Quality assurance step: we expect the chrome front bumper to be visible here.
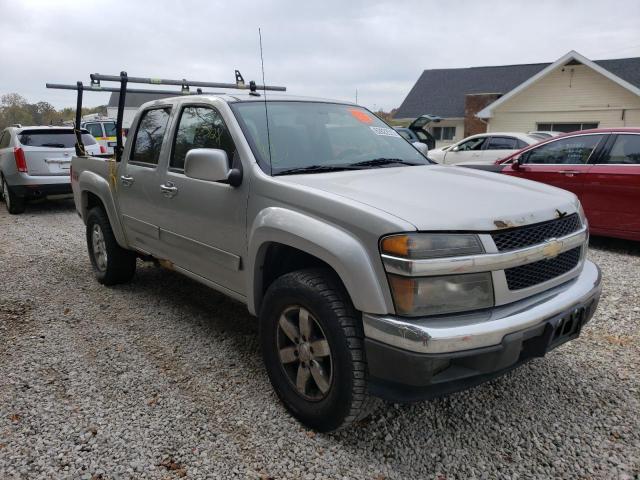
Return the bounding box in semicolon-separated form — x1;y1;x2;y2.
363;260;602;355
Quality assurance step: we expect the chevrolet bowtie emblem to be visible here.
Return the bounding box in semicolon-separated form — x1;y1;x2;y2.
542;238;562;259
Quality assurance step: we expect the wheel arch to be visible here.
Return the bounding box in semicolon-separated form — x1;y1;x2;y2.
247;207;391;316
78;171;128;248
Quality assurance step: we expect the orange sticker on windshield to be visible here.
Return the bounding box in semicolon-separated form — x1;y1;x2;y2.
350;109;373;124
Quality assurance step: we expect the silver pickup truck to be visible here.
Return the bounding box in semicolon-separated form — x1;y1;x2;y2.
71;92;602;431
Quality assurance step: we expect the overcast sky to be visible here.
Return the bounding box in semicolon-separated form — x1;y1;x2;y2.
1;0;639;112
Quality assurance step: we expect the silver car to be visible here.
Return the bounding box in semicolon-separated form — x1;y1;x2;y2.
0;126;101;213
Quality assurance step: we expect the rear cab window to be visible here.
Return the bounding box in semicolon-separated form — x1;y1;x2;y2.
17;129;96;147
130;108;172;166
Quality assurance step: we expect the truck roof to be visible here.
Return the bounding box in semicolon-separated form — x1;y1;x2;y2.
138;92;356;110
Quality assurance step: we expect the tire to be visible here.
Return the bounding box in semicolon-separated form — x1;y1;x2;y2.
2;176;26;214
86;206;136;285
260;268;377;432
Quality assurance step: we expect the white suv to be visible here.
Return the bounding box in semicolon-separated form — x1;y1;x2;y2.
0;126;101;214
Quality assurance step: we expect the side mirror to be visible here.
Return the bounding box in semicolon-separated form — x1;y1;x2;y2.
184;148;242;186
511;155;521;170
450;145;460;152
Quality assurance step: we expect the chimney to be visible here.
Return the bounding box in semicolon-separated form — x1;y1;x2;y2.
464;93;502;137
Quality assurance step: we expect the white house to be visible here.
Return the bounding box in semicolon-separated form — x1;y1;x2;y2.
394;51;640;147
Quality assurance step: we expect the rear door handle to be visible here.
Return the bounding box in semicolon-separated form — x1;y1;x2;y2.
160;182;178;198
120;175;134;186
561;170;581;176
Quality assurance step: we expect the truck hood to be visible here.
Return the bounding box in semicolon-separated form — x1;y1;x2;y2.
277;165;578;231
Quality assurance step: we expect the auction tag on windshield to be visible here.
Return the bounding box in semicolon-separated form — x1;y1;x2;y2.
370;126;401;137
350;109;373;124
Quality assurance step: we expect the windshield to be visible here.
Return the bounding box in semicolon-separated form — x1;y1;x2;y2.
18;129;97;147
231;101;430;175
103;122;117;136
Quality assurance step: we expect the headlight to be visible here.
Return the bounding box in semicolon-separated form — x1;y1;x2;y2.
576;200;588;228
387;272;494;316
381;233;484;259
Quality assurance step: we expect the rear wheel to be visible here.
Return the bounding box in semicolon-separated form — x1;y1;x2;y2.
86;207;136;285
2;176;26;214
260;268;377;432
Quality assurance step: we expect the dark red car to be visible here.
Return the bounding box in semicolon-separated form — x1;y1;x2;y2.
493;129;640;242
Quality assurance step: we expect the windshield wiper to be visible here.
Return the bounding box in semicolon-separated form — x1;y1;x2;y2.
349;158;422;167
275;164;360;176
40;143;67;148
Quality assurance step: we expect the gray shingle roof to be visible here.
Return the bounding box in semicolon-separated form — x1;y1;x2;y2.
107;92;178;108
395;57;640;119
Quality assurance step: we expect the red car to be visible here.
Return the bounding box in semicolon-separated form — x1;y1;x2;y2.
494;129;640;242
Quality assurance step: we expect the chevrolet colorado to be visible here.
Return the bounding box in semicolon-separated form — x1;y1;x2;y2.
67;76;601;431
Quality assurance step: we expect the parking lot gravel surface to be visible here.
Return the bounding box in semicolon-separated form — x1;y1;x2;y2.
1;199;639;480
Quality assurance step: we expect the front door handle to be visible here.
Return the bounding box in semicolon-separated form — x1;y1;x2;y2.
160;182;178;198
120;175;134;186
561;170;581;176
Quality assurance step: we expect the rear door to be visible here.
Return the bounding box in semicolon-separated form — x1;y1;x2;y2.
483;136;522;163
580;133;640;238
503;134;606;198
117;107;172;255
156;103;248;295
443;136;488;164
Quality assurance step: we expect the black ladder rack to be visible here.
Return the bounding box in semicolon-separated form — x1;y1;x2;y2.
46;70;286;161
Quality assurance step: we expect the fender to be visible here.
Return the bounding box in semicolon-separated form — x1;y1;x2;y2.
78;169;129;248
247;207;390;316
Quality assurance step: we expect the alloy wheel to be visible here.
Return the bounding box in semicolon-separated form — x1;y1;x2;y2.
91;224;108;272
276;306;333;400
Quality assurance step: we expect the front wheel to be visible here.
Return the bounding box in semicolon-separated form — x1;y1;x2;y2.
260;268;377;432
2;176;26;214
86;207;136;285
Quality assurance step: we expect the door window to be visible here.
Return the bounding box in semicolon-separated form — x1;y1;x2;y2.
486;136;518;150
456;137;487;151
85;123;103;138
523;135;604;165
0;131;9;148
600;135;640;165
171;106;236;170
131;108;171;166
103;122;117;137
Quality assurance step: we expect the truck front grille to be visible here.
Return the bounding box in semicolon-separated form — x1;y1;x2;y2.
505;247;582;290
491;214;581;252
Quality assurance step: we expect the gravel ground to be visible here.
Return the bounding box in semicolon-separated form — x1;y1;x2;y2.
0;199;638;480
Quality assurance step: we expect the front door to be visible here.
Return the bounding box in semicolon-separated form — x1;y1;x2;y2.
581;133;640;238
156;103;248;296
117;106;172;256
504;134;606;199
444;136;488;164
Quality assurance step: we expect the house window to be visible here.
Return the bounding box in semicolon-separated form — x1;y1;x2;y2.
537;122;598;133
432;126;455;140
